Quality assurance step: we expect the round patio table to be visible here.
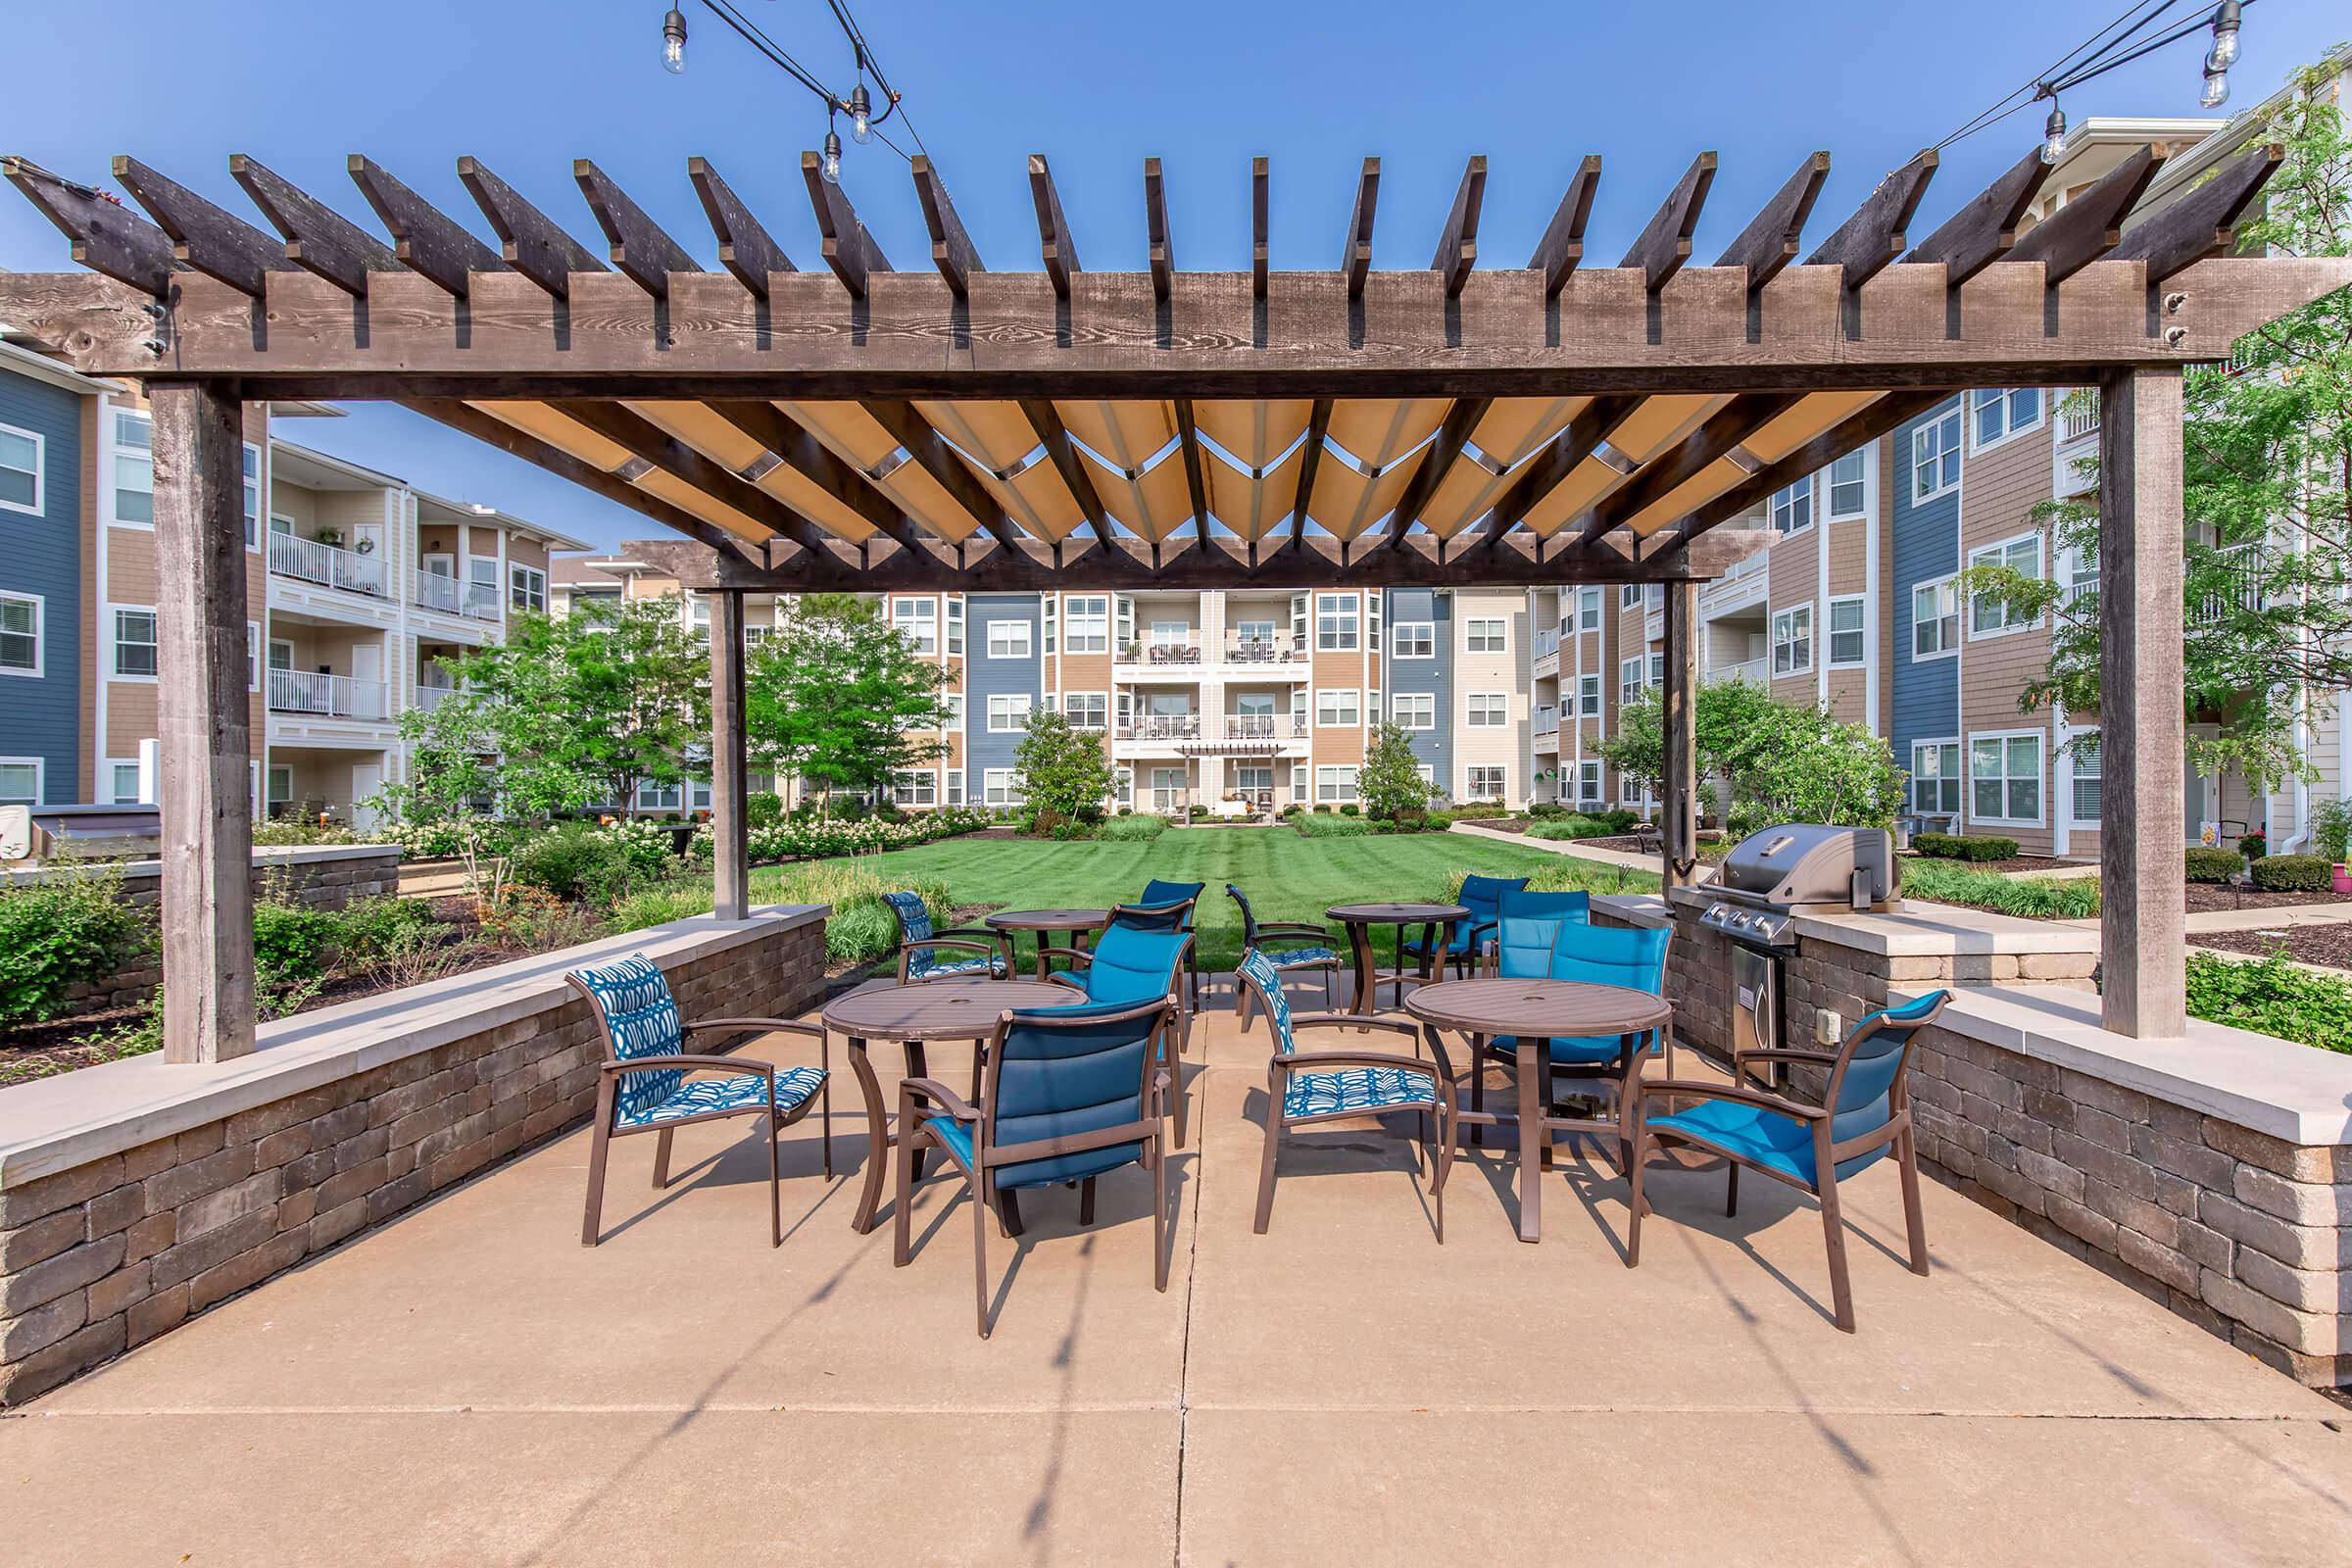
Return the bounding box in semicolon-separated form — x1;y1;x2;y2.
822;979;1077;1234
984;908;1110;981
1405;978;1671;1245
1325;902;1470;1013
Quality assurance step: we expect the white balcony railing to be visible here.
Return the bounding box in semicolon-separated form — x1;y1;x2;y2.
1222;635;1308;664
1706;656;1769;687
1118;635;1203;664
412;683;457;712
1533;706;1559;737
268;668;388;720
268;532;387;598
411;573;504;621
2193;541;2265;627
1534;627;1561;660
2058;389;2100;446
1117;714;1202;739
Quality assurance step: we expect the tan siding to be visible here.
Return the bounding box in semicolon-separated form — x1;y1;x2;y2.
1959;414;2061;852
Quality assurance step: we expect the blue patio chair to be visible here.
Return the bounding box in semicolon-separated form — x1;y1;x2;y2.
1046;917;1197;1147
1234;947;1453;1240
1403;873;1528;979
1470;917;1673;1161
1226;883;1340;1027
1473;888;1592;963
1629;991;1952;1333
1138;878;1206;1004
893;996;1176;1338
883;890;1013;984
564;952;830;1248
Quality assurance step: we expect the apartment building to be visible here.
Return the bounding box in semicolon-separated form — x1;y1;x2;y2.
0;350;585;823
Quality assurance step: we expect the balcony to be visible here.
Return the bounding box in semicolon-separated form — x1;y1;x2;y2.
1706;656;1769;687
412;683;458;712
1117;714;1202;740
2058;389;2100;447
1534;627;1561;661
1217;714;1305;740
1533;706;1559;737
269;532;386;598
2192;541;2265;627
1221;635;1309;665
411;572;503;621
1117;636;1203;665
268;668;388;721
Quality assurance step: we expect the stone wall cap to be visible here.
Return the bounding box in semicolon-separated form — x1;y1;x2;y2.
3;844;401;886
1665;886;2099;956
1891;980;2352;1147
1591;894;1672;929
0;904;829;1189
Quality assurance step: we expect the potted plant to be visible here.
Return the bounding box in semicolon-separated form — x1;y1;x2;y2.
2239;829;2267;861
315;525;344;548
2312;797;2351;893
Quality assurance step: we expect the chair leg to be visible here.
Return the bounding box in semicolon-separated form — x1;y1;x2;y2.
1897;1126;1931;1276
580;1105;613;1249
1818;1177;1857;1333
892;1122;918;1266
1627;1129;1647;1268
1324;963;1337;1011
998;1187;1024;1239
973;1171;993;1340
1152;1129;1171;1293
1079;1176;1097;1226
652;1127;674;1190
768;1111;783;1249
1726;1162;1740;1217
1236;982;1253;1036
1469;1054;1485;1147
819;1032;834;1180
1253;1101;1282;1235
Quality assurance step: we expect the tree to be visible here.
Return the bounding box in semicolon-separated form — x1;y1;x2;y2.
1964;57;2352;792
1011;706;1114;830
1601;681;1902;830
1599;678;1783;803
744;598;953;811
1360;721;1442;819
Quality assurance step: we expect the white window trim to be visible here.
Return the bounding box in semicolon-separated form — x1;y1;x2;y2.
1968;387;2046;455
1968;729;2047;828
1464;763;1508;800
1825;448;1871;521
1911;577;1961;663
1577;588;1602;631
986;619;1033;660
108;602;159;684
1392;692;1437;731
986;693;1033;732
1312;688;1361;729
1771;602;1814;679
0;756;43;808
0;589;44;678
246;619;261;692
1578;673;1601;717
1463;617;1508;655
2069;730;2103;826
1465;691;1508;727
1912;411;1962;503
510;564;548;613
1769;474;1814;538
1314;763;1360;803
109;409;155;530
1391;621;1435;660
1909;737;1963;817
1063;595;1110;655
1966;531;2043;642
1826;594;1869;668
891;767;939;808
1062;690;1109;731
982;767;1022;807
0;421;44;516
1313;592;1360;652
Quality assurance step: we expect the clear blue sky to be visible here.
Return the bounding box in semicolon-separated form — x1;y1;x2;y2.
6;0;2343;555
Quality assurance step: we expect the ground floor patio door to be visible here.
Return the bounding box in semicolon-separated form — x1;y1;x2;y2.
1150;766;1187;813
349;760;383;832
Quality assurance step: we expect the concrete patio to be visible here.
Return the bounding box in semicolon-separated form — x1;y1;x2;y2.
4;984;2346;1566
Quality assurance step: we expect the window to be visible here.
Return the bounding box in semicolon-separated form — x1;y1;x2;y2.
1315;764;1359;803
1391;693;1436;730
1465;617;1507;654
1577;760;1602;804
983;769;1022;807
1368;689;1381;724
1392;621;1434;659
1621;584;1643;610
1827;449;1868;519
1971;733;2043;824
1648;651;1665;690
2071;734;2102;824
987;618;1032;659
1968;534;2041;636
1620;657;1643;710
685;595;710;643
0;423;42;514
241;445;260;548
0;592;39;674
1065;595;1108;654
1912;408;1962;501
1291;763;1307;802
941;693;964;728
112;412;154;524
1578;673;1601;717
266;763;293;812
1466;693;1507;727
945;769;965;807
1828;597;1867;666
0;760;38;807
634;779;684;812
1971;387;2043;450
103;760;143;806
1367;591;1381;645
1910;741;1961;816
1912;579;1960;659
1770;475;1813;536
892;597;937;655
1314;593;1358;651
1063;692;1107;730
1042;597;1055;655
1315;689;1359;728
1578;588;1601;631
113;607;158;678
1466;764;1507;800
469;557;500;608
246;620;260;691
892;770;937;808
510;564;547;613
945;596;964;655
987;693;1032;732
1771;605;1813;676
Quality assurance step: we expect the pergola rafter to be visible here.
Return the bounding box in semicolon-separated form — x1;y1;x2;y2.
0;138;2338;1061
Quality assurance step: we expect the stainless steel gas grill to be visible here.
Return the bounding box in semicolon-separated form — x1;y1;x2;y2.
1697;825;1900;1079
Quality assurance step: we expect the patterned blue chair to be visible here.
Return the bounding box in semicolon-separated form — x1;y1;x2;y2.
1470;917;1673;1161
1403;873;1528;978
1629;991;1951;1332
893;996;1176;1338
1234;947;1454;1241
1046;918;1196;1147
1226;883;1340;1027
883;890;1013;984
564;952;830;1249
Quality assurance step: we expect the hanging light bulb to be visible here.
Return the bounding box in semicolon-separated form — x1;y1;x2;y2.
821;129;844;185
848;83;874;145
660;6;687;74
2200;66;2231;108
2205;0;2242;72
2039;104;2069;167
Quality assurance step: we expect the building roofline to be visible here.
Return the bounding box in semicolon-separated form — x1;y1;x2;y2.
269;435;406;489
0;333;121;395
411;484;591;552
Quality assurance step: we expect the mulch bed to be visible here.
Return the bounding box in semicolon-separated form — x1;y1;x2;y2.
1910;854;2096;876
2194;923;2352;972
2182;883;2352;913
1461;816;1533;835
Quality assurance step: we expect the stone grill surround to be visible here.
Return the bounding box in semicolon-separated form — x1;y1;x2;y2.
0;906;827;1406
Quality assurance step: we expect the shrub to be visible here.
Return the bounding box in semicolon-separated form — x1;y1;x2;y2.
1101;812;1169;842
2249;854;2330;893
1527;803;1570;820
510;824;637;905
253;901;340;984
1292;813;1373;837
0;866;152;1028
252;820;368;848
1434;858;1660;906
1898;860;2101;918
332;896;438;964
1528;814;1615;842
385;818;519;860
2185;950;2352;1054
754;864;954;964
746;791;785;829
1596;808;1641;833
2239;830;2268;860
1914;833;2019;862
2312;797;2352;863
1339;804;1360;817
2184;847;2243;884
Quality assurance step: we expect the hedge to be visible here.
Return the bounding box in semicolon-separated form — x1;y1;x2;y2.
2249;854;2331;894
2184;847;2243;884
1914;833;2019;862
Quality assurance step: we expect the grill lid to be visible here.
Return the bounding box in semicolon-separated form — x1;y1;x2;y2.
1717;823;1895;909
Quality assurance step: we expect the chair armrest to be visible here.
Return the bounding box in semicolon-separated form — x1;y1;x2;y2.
936;925;1004;940
1637;1079;1825;1120
899;1075;977;1123
684;1017;820;1039
1275;1049;1441;1075
601;1054;772;1079
1256;921;1331;940
1734;1046;1839;1068
1291;1011;1422;1042
1042;971;1090;994
903;937;1002;959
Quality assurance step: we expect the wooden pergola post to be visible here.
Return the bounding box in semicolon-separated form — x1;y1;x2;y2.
2097;364;2187;1038
709;588;751;922
1660;580;1698;890
150;380;257;1063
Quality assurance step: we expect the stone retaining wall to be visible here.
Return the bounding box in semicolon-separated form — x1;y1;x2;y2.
0;907;828;1406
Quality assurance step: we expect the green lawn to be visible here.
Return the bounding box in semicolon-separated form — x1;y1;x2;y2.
760;827;1656;971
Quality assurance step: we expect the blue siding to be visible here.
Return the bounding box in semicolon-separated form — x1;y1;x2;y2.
962;594;1042;796
1889;398;1963;787
1383;587;1450;790
0;367;83;803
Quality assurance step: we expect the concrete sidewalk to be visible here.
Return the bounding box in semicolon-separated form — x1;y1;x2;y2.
3;984;2344;1564
1448;819;1712;882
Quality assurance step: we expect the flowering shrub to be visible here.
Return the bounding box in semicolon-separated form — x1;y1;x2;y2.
385;819;519;860
686;806;992;865
591;817;679;881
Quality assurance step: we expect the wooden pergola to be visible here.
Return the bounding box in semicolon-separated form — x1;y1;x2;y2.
2;137;2340;1062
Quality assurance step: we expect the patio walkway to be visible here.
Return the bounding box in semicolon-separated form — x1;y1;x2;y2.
4;983;2346;1565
